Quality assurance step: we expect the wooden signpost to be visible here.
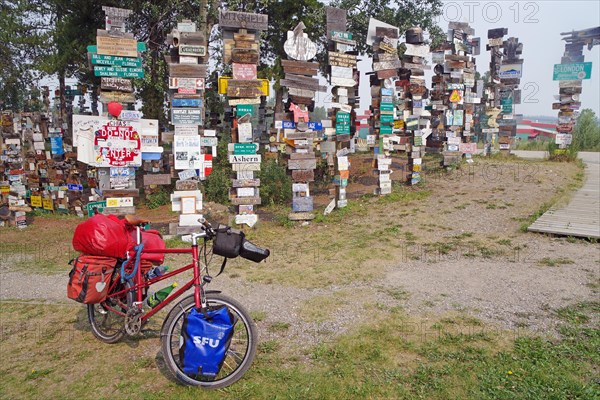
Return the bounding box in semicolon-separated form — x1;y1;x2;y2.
220;12;268;227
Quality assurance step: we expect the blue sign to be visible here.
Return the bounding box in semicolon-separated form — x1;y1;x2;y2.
281;121;323;130
67;184;83;191
308;122;323;131
50;136;64;155
172;98;203;108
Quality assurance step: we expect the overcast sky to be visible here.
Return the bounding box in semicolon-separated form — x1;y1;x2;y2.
351;0;600;118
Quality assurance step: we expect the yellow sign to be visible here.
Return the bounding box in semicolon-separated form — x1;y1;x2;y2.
42;198;54;211
106;198;120;207
218;76;269;96
30;195;42;207
449;89;462;103
0;185;9;194
393;120;404;129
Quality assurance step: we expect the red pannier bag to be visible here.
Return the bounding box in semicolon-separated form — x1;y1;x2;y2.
67;255;117;304
72;214;134;258
130;229;166;267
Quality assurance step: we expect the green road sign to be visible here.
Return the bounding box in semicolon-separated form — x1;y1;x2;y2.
94;66;145;78
332;31;353;40
87;42;146;53
380;103;394;112
553;62;592;81
501;97;513;113
336;124;350;134
236;104;254;116
91;54;142;68
380;125;392;134
336;111;350;123
233;143;258;155
380;114;394;123
86;201;106;217
65;89;82;97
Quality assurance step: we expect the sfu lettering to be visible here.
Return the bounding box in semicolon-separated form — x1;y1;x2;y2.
193;336;220;348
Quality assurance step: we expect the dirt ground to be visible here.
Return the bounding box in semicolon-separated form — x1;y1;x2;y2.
1;155;599;349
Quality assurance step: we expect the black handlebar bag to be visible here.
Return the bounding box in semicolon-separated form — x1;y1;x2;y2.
212;226;245;258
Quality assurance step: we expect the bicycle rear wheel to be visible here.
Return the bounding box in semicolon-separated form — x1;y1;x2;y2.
87;280;133;344
160;293;257;389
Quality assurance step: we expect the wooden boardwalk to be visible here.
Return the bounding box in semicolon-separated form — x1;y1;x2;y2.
528;154;600;239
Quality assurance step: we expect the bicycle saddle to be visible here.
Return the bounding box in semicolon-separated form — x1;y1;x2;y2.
124;214;150;226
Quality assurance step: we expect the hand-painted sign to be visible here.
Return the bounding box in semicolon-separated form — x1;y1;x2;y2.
553;62;592;81
219;10;268;31
232;63;258;80
96;36;138;57
93;122;141;167
100;77;133;92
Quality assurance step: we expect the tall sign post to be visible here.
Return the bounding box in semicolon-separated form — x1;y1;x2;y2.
279;21;325;221
400;27;432;184
552;27;599;150
79;6;147;215
430;22;479;167
166;20;211;233
325;7;358;209
219;10;268;227
368;18;400;195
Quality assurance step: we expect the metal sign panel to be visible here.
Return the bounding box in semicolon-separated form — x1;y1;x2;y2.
94;66;144;78
553;62;592;80
171;108;203;125
179;45;206;57
91;54;142;67
498;63;523;79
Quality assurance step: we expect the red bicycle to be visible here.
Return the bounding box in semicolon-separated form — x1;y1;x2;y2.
86;215;269;388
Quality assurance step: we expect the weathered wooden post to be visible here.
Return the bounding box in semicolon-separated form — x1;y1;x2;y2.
483;28;507;154
219;10;268;227
166;20;212;233
369;18;400;195
430;22;479;166
279;21;324;221
552;27;599;150
401;27;432;184
75;6;163;217
325;7;358;209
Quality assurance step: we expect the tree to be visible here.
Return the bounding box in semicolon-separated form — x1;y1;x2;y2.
0;1;52;110
330;0;445;53
572;109;600;151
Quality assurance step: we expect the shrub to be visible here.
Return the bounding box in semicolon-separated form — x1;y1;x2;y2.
259;159;292;206
145;187;170;209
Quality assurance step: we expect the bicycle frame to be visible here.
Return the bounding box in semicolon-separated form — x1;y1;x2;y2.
105;228;209;322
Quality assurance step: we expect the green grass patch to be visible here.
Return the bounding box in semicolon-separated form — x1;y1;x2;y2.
1;301;598;399
537;257;575;267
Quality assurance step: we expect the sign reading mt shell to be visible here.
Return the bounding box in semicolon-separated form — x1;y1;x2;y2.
219;11;268;31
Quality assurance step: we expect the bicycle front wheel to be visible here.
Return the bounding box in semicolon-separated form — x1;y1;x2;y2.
160;293;257;389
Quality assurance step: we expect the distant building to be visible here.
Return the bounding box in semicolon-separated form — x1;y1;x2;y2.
516;119;557;141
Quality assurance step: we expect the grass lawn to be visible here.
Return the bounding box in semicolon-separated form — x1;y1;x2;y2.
0;300;598;399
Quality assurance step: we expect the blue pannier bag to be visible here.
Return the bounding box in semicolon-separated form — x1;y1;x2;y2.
180;306;235;377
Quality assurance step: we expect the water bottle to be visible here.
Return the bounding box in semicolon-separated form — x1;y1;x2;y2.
146;265;169;280
146;282;178;308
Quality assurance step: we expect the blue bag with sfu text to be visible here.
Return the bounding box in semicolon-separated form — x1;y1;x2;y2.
180;306;235;377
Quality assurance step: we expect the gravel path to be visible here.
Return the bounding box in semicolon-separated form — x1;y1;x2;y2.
2;153;599;344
